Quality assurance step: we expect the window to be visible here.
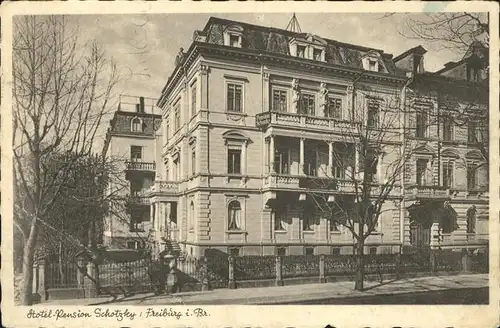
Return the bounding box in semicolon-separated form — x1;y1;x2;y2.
227;83;243;112
273;208;286;231
416;159;428;186
272;89;287;112
189;201;195;230
170;202;178;224
331;247;341;256
131;117;142;132
313;48;322;61
229;247;241;257
191;83;197;117
174;104;180;131
229;34;240;48
368;60;377;71
227;149;241;174
276;247;287;256
130;218;144;232
327;97;342;119
130;146;142;161
367;101;379;128
329;218;339;232
228;201;241;230
331;158;345;179
466;206;476;233
442;161;453;188
304;150;317;176
468;121;477;143
467;165;477;189
442;116;453;141
297;45;306;58
365;147;378;183
304;247;315;256
369;247;377;255
416;111;427;138
302;212;314;231
130;179;143;196
300;94;315;115
274;148;289;174
191;150;196;176
127;241;143;249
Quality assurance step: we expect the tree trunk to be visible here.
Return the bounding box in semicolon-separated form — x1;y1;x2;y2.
20;219;39;305
58;240;65;284
354;239;365;291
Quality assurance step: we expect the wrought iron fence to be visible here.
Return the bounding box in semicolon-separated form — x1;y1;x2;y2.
45;261;80;289
470;251;489;273
364;254;399;275
433;250;463;271
324;255;357;276
177;256;204;288
282;255;320;278
98;258;158;294
234;255;276;281
205;251;229;289
400;251;432;273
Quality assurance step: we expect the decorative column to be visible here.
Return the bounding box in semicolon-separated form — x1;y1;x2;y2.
319;255;326;283
300;138;305;175
328;142;333;176
241;140;248;176
269;135;275;173
200;64;209;110
263;71;270;112
275;255;284;286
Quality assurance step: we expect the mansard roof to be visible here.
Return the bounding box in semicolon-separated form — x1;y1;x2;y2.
199;16;399;75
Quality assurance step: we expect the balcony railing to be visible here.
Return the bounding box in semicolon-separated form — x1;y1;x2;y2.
406;185;450;198
149;180;179;194
256;111;359;131
125;161;156;171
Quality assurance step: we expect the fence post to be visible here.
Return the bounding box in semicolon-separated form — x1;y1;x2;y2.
31;260;45;303
275;256;283;286
430;249;436;273
395;251;402;280
461;248;470;273
319;255;326;283
228;256;236;289
84;261;98;298
76;259;87;289
201;256;210;291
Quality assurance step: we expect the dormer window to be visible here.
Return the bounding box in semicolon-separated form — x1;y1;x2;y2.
313;48;323;61
224;25;243;48
362;51;386;72
297;45;306;58
368;59;377;71
131;117;143;132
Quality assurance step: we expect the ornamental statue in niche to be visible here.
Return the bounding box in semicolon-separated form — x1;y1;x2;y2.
291;78;301;114
319;82;329;117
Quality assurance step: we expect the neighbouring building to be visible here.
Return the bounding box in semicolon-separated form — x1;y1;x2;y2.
102;95;163;250
129;16;488;258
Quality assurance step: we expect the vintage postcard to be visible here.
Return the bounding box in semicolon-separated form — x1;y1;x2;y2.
1;1;498;327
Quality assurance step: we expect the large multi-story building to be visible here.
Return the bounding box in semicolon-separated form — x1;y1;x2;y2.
118;16;488;258
102;95;163;249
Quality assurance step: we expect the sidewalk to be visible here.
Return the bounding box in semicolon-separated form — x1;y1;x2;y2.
39;273;488;305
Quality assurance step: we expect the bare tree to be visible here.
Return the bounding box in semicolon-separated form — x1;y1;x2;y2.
304;87;423;291
13;15;120;305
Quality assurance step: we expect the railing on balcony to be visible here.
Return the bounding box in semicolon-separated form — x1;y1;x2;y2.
407;185;450;198
255;111;359;131
125;161;156;171
149;180;179;194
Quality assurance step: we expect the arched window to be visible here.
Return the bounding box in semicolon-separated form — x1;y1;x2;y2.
189;201;195;230
131;117;142;132
467;206;476;233
228;201;241;230
273;207;286;231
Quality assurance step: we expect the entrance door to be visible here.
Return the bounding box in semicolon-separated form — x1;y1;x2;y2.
410;221;431;248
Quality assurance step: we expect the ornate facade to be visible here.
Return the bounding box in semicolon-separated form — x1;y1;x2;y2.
122;17;488;257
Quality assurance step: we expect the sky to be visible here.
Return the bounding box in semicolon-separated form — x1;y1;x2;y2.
67;13;465;151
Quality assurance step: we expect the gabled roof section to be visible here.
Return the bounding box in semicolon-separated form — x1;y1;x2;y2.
200;16;399;74
393;45;427;63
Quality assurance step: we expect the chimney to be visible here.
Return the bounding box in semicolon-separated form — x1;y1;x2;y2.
139;97;145;113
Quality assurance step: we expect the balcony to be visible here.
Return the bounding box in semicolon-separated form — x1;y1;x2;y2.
263;173;357;194
125;161;156;171
406;185;450;199
256;111;359;132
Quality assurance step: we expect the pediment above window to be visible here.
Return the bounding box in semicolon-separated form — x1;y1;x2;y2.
441;148;460;159
222;130;251;144
465;150;485;161
414;144;436;156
